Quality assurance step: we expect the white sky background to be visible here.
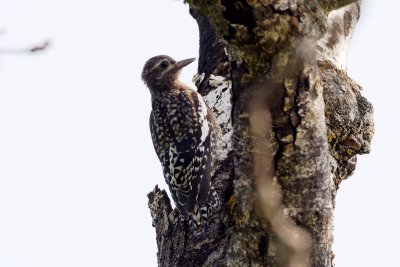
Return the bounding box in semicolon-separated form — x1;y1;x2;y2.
0;0;398;266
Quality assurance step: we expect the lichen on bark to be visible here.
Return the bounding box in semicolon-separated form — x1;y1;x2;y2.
320;61;374;189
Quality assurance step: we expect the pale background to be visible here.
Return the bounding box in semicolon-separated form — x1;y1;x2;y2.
0;0;398;266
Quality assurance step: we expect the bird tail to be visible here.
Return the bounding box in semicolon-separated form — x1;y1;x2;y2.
188;187;219;241
207;185;220;209
201;186;220;237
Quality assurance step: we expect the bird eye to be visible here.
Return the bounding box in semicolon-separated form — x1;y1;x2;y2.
160;61;169;68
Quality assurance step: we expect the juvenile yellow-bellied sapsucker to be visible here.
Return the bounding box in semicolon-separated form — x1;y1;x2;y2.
142;55;221;236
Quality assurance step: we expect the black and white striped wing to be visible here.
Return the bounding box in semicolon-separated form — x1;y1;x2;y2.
165;92;213;218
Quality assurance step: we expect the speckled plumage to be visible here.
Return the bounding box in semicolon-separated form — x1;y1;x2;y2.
142;55;221;232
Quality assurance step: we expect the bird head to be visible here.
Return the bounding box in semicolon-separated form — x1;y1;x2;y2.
141;55;195;91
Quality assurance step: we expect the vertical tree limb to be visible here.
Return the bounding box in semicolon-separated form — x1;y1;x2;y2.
148;1;373;266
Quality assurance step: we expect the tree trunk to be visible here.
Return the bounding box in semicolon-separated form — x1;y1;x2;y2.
148;1;373;266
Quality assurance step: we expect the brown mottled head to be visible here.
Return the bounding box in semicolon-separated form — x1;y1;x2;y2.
142;55;195;91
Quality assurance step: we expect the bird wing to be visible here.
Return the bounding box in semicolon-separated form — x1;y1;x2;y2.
164;90;214;217
149;110;167;163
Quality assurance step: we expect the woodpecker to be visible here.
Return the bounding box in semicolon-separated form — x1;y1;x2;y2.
142;55;221;236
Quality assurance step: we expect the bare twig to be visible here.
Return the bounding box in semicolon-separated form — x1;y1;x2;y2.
0;40;50;55
30;41;49;53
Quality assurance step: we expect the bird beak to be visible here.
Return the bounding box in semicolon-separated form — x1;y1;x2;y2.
176;58;196;69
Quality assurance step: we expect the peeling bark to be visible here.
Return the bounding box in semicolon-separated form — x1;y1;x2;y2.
148;1;373;266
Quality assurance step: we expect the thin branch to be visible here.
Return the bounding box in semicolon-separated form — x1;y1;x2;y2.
0;41;50;55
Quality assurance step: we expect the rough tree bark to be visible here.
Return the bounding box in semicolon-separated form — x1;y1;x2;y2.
148;1;373;266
